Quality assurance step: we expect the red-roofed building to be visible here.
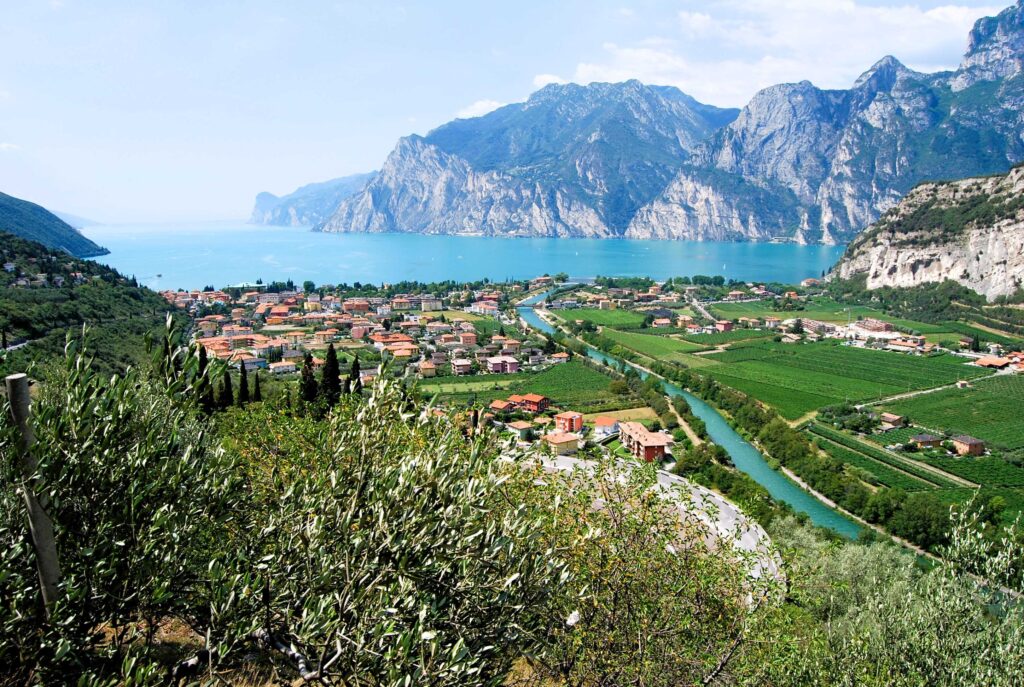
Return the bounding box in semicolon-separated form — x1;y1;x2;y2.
554;411;583;433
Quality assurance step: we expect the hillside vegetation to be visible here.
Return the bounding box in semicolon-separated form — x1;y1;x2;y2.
0;191;107;258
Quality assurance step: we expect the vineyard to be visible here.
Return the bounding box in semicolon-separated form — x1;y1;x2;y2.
557;308;647;328
699;342;989;419
813;435;934;491
916;456;1024;487
679;329;774;346
600;329;707;361
807;424;962;488
884;375;1024;450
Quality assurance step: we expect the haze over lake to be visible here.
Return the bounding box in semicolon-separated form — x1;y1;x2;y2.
83;222;845;290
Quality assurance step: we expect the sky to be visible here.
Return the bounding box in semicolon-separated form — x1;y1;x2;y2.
0;0;1006;223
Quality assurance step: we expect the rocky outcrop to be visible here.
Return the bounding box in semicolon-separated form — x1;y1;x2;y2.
832;165;1024;300
951;0;1024;91
251;172;375;227
321;137;610;237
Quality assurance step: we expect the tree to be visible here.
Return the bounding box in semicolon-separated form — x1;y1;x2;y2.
237;362;250;406
219;370;234;409
197;346;215;414
348;355;361;393
970;333;981;352
302;280;316;293
300;352;318;404
499;325;506;336
319;344;342;406
791;318;804;334
252;372;262;403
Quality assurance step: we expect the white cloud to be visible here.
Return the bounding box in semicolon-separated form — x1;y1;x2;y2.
532;73;568;88
570;1;1002;106
456;99;507;119
0;143;20;152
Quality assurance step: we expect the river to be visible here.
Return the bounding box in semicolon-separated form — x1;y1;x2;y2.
517;291;863;539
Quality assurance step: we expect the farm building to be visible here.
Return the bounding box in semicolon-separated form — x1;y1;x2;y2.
952;435;985;456
911;434;943;449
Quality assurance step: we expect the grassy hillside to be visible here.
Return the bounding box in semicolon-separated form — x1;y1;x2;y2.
0;191;108;257
0;231;176;377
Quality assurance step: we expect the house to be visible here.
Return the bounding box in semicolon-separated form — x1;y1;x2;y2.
549;352;570;364
507;420;533;440
619;422;670;462
911;434;942;449
269;361;297;375
418;360;437;377
976;356;1012;369
554;411;584;433
675;315;694;328
652;318;672;328
486;356;520;373
592;416;620;438
451;358;473;375
489;399;513;414
715;320;734;332
952;435;985;456
763;316;782;329
542;431;579;456
800;278;821;288
458;332;478;347
880;413;905;430
420;297;443;312
726;290;747;300
520;393;549;413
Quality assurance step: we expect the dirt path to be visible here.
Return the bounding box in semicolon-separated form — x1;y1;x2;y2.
788;410;819;428
837;431;978;488
669;398;703;446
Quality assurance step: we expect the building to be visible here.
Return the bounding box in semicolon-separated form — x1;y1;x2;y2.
519;393;549;413
549;352;570;364
268;361;297;375
489;399;513;414
507;420;533;439
451;358;473;375
486;355;520;374
715;320;734;333
952;435;985;456
619;422;670;462
458;332;478;347
911;434;942;449
418;360;437;377
542;431;579;455
652;318;672;328
420;297;443;311
592;416;620;438
976;356;1012;369
879;413;905;430
554;411;584;433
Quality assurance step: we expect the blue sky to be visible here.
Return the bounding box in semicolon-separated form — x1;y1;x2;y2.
0;0;1005;223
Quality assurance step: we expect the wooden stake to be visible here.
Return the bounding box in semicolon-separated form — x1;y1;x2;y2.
6;373;61;616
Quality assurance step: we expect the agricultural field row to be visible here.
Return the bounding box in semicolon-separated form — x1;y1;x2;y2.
600;329;707;360
882;375;1024;450
808;424;961;489
678;329;774;345
814;436;934;491
560;308;646;328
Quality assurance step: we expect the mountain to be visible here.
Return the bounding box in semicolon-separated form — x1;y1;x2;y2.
320;80;739;237
831;164;1024;300
0;191;108;258
318;2;1024;244
251;172;376;227
54;211;99;229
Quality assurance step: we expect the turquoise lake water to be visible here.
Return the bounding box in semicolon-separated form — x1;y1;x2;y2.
517;293;863;539
82;222;845;291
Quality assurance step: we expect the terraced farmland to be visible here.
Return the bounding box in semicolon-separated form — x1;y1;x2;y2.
699;342;989;419
883;375;1024;450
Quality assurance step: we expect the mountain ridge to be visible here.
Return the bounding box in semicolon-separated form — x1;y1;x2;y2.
0;191;108;258
251;172;377;227
309;1;1024;244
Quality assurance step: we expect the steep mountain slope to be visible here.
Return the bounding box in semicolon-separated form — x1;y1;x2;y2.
251;172;376;227
320;1;1024;244
0;191;108;258
320;81;739;238
832;165;1024;300
636;1;1024;244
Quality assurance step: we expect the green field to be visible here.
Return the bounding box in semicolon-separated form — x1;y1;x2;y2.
710;298;883;324
814;435;934;491
601;329;706;360
699;341;990;419
883;375;1024;450
679;329;774;346
421;360;633;413
559;308;647;328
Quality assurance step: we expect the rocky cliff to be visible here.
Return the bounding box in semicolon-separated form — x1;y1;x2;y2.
251;172;376;227
317;1;1024;244
832;165;1024;300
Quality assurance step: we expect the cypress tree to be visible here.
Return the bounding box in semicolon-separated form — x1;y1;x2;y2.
198;347;215;414
348;355;361;393
2;328;7;349
219;372;234;410
300;352;319;404
237;362;250;406
320;343;341;406
252;373;262;402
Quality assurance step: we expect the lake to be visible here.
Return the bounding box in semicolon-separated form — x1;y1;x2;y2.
82;222;846;291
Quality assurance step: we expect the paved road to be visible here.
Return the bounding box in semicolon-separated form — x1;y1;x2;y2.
536;454;781;584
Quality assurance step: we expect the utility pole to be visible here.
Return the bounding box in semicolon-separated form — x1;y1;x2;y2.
6;373;62;616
